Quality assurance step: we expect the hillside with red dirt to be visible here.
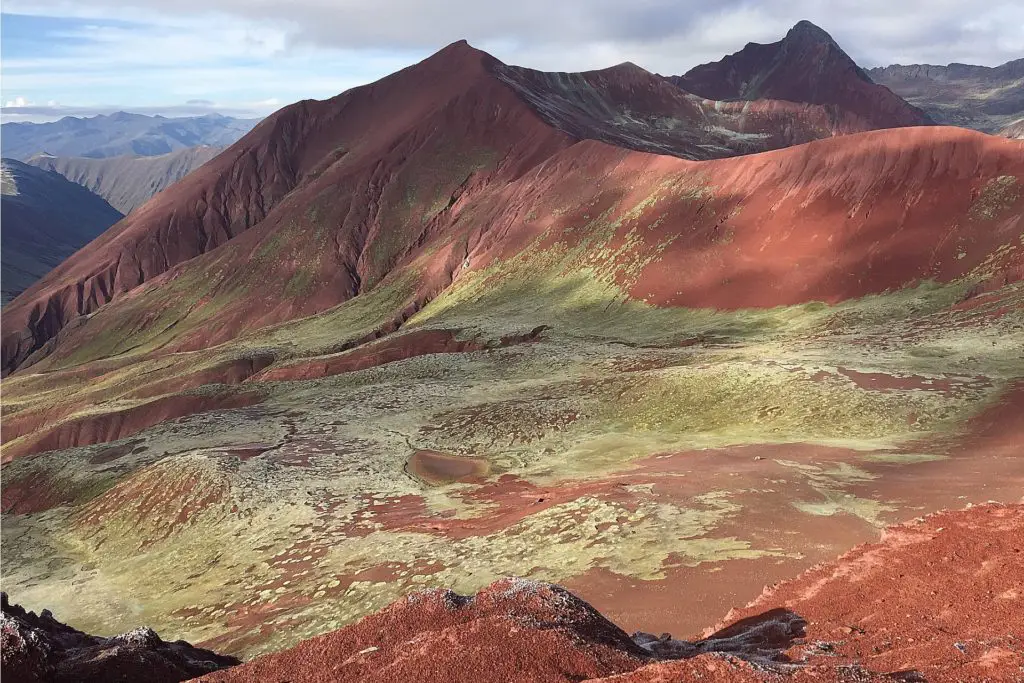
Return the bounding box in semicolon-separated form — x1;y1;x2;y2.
1;24;949;377
194;503;1023;682
2;21;1023;683
2;125;1020;463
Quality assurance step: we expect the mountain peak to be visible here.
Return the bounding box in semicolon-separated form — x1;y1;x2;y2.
668;21;932;129
785;20;837;45
435;38;484;58
419;38;498;72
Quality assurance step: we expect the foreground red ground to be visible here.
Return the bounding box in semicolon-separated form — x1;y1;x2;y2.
195;503;1024;682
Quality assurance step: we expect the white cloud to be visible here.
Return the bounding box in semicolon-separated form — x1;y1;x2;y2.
7;0;1021;69
2;0;1021;122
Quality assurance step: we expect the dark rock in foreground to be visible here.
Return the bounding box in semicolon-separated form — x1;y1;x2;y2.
0;593;238;682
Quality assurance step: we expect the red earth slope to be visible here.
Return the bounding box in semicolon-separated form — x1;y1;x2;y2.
196;503;1023;683
2;30;940;376
0;40;570;375
5;124;1022;381
671;20;933;130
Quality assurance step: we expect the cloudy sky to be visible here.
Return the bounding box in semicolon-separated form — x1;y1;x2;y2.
3;0;1022;122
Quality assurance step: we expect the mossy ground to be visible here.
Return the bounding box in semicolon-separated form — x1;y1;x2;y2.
2;262;1022;658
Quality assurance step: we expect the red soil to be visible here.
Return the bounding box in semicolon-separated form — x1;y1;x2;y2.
196;579;647;683
833;368;991;394
706;503;1024;682
5;35;1017;377
194;504;1024;683
2;390;264;461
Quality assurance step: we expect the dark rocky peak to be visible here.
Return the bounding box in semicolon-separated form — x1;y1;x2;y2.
784;20;839;47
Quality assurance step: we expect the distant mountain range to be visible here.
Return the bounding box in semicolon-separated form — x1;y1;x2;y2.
0;115;255;300
27;145;223;214
1;159;123;304
0;112;259;160
867;59;1024;135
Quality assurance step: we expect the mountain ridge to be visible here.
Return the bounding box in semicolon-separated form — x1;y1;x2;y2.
0;159;123;304
2;23;1023;675
867;58;1024;133
0;112;260;161
26;146;223;214
670;20;933;130
0;28;952;375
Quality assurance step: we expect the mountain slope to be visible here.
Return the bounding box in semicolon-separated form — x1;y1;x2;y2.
670;20;933;130
495;60;863;158
4;37;1003;376
2;32;1022;668
4;123;1022;382
0;40;577;374
0;159;124;304
999;118;1024;139
867;59;1024;134
0;112;259;161
26;146;222;214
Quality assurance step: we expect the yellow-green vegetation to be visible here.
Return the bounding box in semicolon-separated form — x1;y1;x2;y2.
970;175;1021;221
776;460;896;526
241;269;422;359
3;215;1022;659
365;140;497;287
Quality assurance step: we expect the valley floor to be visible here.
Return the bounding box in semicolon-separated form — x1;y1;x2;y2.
2;276;1022;658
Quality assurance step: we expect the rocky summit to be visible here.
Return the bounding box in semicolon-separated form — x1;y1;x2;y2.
1;15;1022;683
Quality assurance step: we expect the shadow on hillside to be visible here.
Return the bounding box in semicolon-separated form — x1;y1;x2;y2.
634;607;806;662
635;607;924;680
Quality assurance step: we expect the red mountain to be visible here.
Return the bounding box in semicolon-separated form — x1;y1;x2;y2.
0;36;999;378
2;26;1023;681
670;20;933;130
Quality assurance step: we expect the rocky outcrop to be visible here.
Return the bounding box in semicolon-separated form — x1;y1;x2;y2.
999;118;1024;139
0;593;238;682
494;60;858;159
193;579;811;683
671;21;933;130
195;503;1024;682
